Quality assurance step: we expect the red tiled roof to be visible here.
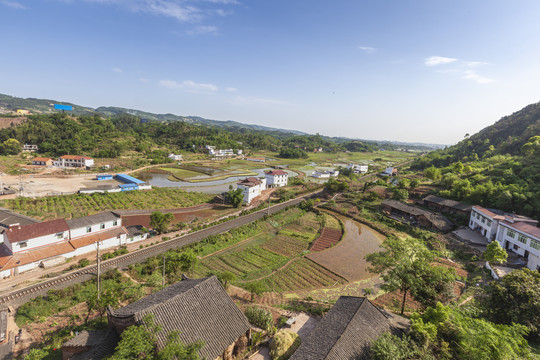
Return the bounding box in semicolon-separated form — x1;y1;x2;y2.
4;219;69;243
237;177;262;187
266;170;287;176
60;155;92;160
472;206;505;220
0;241;75;271
69;227;128;249
501;221;540;239
32;157;52;162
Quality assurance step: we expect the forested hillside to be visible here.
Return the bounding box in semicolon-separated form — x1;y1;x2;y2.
411;101;540;220
0;113;381;160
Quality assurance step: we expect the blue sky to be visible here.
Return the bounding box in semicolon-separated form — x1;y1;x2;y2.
1;1;540;144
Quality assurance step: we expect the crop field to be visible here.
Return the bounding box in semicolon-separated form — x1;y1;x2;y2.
0;187;214;220
251;258;347;293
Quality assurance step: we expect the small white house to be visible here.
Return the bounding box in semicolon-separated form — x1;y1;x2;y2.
265;170;288;188
67;212;127;256
2;219;70;254
348;164;368;174
168;154;183;161
381;167;396;176
468;206;504;241
56;155;94;168
237;177;266;204
311;170;339;179
496;221;540;271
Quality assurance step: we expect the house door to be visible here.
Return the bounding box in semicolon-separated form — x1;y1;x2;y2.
505;241;510;250
524;250;529;259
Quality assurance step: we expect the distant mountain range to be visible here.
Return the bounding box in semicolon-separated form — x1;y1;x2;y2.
0;93;444;149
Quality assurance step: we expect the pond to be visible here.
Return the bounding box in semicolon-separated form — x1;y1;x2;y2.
138;168;298;194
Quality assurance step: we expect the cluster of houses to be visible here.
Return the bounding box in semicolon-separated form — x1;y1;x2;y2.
236;170;289;204
58;274;406;360
31;155;95;169
381;194;540;271
0;209;147;278
205;145;242;158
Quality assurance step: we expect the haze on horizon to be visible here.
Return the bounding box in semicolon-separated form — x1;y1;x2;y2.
1;0;540;145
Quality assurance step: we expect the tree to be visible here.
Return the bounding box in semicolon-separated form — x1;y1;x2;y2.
423;166;441;180
166;250;198;277
216;271;236;290
391;188;409;201
226;187;244;208
484;268;540;339
484;241;507;266
109;314;203;360
2;138;21;155
365;237;454;315
409;179;420;191
150;211;174;234
324;178;348;194
244;282;265;302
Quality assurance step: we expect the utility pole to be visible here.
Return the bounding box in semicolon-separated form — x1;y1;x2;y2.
97;242;101;299
162;255;166;289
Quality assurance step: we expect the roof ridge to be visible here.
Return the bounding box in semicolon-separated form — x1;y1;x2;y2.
322;297;366;359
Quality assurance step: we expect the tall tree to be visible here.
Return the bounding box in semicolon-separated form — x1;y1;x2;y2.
365;237;454;314
150;211;174;234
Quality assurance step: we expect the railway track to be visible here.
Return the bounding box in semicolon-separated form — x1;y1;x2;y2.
0;194;313;306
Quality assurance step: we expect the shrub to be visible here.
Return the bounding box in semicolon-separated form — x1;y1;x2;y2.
269;330;301;360
244;306;273;331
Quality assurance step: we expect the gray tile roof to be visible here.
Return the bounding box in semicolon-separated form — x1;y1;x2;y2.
64;329;119;360
423;195;472;212
0;208;39;228
382;199;427;216
66;212;119;229
290;297;404;360
109;276;251;360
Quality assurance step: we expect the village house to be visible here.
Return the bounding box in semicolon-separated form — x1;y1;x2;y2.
67;212;127;257
31;157;53;166
381;167;397;176
55;155;94;168
290;296;408;360
237;177;266;204
265;170;288;188
496;220;540;271
381;199;453;232
423;195;472;216
22;144;38;152
245;157;265;163
311;170;339;179
167;153;183;161
468;206;537;242
104;276;252;360
0;211;147;278
347;164;369;174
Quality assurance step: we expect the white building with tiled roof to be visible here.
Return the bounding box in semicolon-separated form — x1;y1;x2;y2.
237;177;266;204
496;220;540;271
265;170;288;188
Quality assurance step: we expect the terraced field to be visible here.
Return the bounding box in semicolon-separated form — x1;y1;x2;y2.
253;258;347;292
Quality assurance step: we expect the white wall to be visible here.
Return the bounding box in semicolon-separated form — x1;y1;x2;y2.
11;231;69;254
266;174;288;188
468;209;498;241
497;223;540;270
70;218;122;239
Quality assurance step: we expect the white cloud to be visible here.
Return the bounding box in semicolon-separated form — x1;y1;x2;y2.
84;0;238;23
358;46;375;54
160;79;218;92
187;25;218;35
466;61;488;68
225;87;237;92
113;67;123;73
425;56;458;66
0;0;25;9
463;70;494;84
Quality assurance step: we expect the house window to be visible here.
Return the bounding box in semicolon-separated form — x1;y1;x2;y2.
507;229;516;238
513;244;519;251
100;223;105;230
56;232;63;239
518;234;528;244
19;242;27;248
113;220;118;226
481;217;486;224
531;240;540;251
86;226;92;233
487;220;492;226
